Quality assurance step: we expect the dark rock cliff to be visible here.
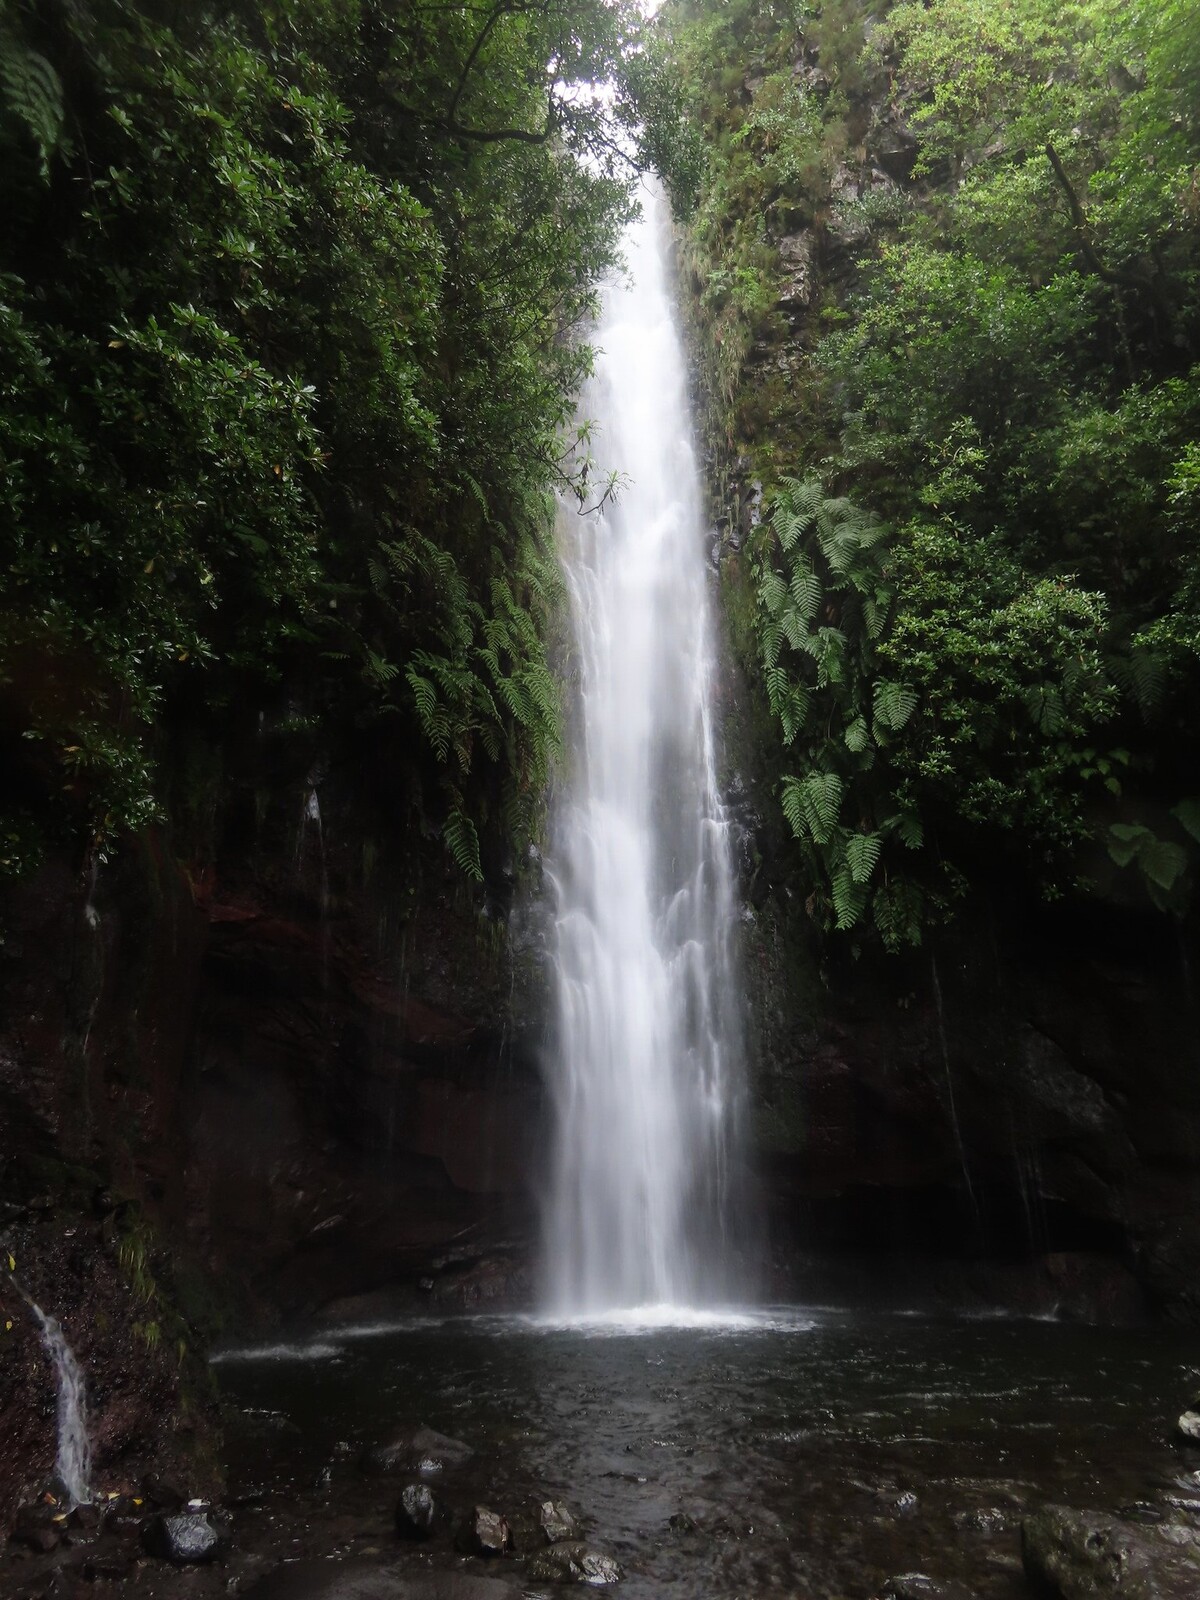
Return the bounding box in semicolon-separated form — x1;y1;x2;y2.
0;726;551;1521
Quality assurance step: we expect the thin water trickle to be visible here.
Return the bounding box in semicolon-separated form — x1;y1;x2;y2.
542;189;745;1315
32;1306;91;1506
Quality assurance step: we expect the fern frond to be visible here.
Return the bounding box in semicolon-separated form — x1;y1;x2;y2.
444;807;483;879
0;24;64;177
845;831;882;884
873;679;917;733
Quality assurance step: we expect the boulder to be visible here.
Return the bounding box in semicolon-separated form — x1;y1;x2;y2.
539;1501;578;1545
10;1503;64;1552
395;1484;437;1541
1176;1410;1200;1443
361;1426;473;1477
1022;1505;1200;1598
142;1511;226;1564
465;1506;510;1558
525;1543;623;1584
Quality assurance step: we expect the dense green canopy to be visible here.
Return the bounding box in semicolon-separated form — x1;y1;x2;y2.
0;0;662;880
660;0;1200;946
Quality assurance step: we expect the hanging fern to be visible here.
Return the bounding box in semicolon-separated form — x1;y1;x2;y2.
844;830;882;884
0;17;64;178
443;806;483;881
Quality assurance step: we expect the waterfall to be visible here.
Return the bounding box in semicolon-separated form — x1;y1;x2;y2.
32;1305;92;1505
542;188;745;1317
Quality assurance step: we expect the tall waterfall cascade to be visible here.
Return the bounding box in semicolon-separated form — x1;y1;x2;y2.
543;189;746;1317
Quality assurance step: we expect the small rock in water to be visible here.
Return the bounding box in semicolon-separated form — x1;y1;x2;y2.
953;1506;1011;1536
1177;1411;1200;1443
143;1511;226;1564
395;1483;438;1541
361;1425;474;1477
890;1491;920;1517
526;1542;623;1585
466;1506;511;1558
878;1577;978;1600
539;1501;578;1545
1120;1501;1168;1524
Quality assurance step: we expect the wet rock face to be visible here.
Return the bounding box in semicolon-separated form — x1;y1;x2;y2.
739;881;1200;1317
1021;1504;1200;1598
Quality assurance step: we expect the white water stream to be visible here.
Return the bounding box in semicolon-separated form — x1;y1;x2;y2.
33;1305;92;1505
543;190;745;1317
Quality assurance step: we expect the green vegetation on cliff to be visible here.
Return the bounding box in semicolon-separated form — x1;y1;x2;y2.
0;0;665;884
660;0;1200;947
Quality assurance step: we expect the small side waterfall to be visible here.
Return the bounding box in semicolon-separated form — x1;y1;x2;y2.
542;189;745;1316
33;1306;92;1505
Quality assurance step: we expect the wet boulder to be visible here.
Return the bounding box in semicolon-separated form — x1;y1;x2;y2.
539;1501;578;1545
1022;1504;1200;1598
1176;1410;1200;1443
395;1484;438;1541
463;1506;511;1558
10;1503;64;1552
143;1510;227;1564
361;1426;473;1477
525;1542;623;1584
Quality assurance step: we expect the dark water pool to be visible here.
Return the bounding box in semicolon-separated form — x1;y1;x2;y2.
211;1306;1200;1598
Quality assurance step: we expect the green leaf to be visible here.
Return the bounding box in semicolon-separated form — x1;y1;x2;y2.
1172;799;1200;844
1106;821;1153;869
1140;839;1188;893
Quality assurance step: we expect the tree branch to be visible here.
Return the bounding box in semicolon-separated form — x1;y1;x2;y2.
1044;142;1148;292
